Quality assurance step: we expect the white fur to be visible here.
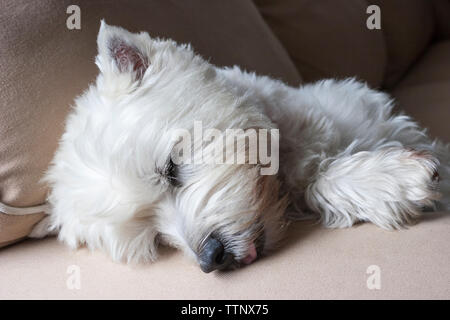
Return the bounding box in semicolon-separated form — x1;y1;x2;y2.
33;22;450;268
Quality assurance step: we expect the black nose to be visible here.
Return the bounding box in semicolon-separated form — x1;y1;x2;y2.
199;237;233;273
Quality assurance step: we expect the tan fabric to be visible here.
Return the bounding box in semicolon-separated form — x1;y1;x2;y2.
394;41;450;88
253;0;387;88
0;212;448;299
372;0;435;88
0;0;449;300
392;41;450;141
0;213;45;248
0;0;301;245
432;0;450;40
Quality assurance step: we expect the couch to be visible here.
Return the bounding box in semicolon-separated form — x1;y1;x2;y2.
0;0;449;299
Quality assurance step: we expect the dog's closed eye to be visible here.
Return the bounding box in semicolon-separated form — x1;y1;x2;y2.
164;158;180;187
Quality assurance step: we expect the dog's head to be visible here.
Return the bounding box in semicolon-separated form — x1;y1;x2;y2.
57;21;289;272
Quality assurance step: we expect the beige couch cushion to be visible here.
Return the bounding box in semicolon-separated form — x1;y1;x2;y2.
372;0;435;88
392;41;450;141
432;0;450;40
254;0;387;88
0;0;301;247
0;212;448;299
0;213;45;247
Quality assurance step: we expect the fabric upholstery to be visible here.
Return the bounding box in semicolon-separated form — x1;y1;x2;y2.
254;0;437;89
432;0;450;40
0;212;448;299
254;0;387;88
392;41;450;141
372;0;435;88
0;0;301;247
0;0;449;300
0;213;45;248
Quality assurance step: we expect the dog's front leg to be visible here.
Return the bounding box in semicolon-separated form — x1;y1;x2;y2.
304;147;440;229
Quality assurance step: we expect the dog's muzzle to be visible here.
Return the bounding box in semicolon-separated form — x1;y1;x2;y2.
198;236;233;273
198;235;260;273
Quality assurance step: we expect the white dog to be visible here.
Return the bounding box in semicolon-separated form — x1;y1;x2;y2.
32;21;450;273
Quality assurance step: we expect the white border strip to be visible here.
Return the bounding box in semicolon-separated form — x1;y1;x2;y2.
0;201;49;215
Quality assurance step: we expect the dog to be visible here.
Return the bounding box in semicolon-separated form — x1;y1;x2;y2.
31;21;450;273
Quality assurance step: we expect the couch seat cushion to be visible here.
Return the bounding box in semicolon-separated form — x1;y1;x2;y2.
0;212;448;299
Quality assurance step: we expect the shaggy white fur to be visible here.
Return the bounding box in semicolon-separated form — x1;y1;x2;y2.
31;21;450;272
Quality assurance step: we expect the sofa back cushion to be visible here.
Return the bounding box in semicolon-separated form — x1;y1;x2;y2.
254;0;387;88
372;0;435;88
432;0;450;40
0;0;301;247
254;0;436;89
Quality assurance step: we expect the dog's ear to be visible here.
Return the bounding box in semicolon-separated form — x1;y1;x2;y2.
96;20;150;81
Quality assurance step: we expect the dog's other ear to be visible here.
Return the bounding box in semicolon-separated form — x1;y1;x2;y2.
96;20;150;81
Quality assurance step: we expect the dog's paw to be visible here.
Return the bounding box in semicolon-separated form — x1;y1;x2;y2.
306;147;441;230
369;148;441;229
399;149;440;208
